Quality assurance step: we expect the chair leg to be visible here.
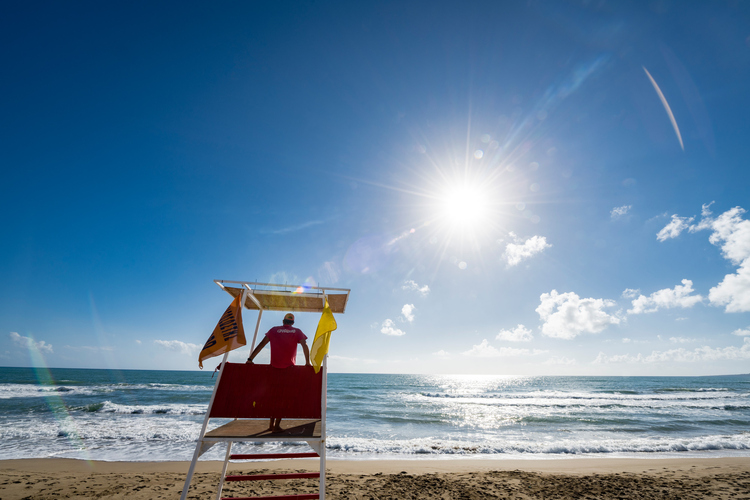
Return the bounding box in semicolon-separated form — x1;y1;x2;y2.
319;440;325;499
180;438;204;500
215;441;233;500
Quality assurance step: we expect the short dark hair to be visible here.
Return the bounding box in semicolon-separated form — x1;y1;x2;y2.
283;319;294;325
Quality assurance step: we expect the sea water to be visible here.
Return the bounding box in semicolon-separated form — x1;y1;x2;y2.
0;367;748;462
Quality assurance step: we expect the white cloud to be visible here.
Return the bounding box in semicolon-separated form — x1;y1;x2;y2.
402;280;430;296
621;288;640;299
669;336;696;343
732;327;750;337
593;352;635;364
10;332;53;354
709;261;750;312
154;340;201;355
463;339;546;357
503;232;551;267
401;304;416;323
462;339;494;357
692;206;750;263
433;350;449;357
536;290;621;339
496;324;533;342
610;205;632;219
593;338;750;363
646;212;669;224
671;205;750;312
622;337;651;344
627;279;703;314
380;319;405;336
656;215;694;241
135;340;142;344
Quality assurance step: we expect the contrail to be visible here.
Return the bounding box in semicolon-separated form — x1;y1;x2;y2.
643;66;684;151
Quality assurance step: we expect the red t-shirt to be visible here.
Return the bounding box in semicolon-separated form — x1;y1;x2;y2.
265;325;307;368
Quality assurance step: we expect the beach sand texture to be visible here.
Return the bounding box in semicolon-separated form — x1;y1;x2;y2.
0;458;749;499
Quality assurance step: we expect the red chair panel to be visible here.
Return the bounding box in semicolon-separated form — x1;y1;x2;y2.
209;363;322;419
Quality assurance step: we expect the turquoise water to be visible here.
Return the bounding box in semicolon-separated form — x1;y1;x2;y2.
0;367;748;461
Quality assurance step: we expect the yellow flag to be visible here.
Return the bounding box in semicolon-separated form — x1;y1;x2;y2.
198;293;246;369
310;299;337;373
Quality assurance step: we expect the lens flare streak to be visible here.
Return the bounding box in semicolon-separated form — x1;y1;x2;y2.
643;66;684;151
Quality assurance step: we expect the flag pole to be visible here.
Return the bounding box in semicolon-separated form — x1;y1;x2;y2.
320;352;327;499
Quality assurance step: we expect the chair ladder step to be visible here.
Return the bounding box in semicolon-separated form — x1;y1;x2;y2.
225;472;320;482
230;453;319;460
221;495;319;500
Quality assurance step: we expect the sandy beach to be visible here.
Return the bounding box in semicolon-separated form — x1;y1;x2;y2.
1;457;748;499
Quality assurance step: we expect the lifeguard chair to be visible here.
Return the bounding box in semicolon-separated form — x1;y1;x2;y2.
181;280;350;500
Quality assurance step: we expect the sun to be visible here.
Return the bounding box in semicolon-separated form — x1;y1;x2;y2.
439;183;491;230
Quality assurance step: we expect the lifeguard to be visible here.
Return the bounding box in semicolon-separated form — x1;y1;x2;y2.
246;312;311;432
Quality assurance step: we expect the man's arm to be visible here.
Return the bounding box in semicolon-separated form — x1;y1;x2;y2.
246;337;270;363
300;339;311;366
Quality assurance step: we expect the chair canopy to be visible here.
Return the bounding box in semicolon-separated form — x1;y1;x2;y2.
216;281;350;314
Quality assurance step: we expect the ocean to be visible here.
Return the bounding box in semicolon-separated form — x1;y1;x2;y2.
0;367;748;462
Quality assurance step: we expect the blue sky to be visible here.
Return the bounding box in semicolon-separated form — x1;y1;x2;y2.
2;1;750;375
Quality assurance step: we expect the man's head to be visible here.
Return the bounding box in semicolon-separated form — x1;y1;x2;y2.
283;313;295;325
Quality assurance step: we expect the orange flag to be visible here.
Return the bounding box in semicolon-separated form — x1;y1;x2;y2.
198;293;246;369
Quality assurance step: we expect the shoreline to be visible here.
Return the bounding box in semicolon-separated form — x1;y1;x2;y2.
1;457;749;499
0;457;750;474
2;456;750;474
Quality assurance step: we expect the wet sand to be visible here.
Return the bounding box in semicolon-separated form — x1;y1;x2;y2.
0;457;749;499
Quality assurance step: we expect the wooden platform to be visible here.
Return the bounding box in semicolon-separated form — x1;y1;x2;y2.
205;419;321;439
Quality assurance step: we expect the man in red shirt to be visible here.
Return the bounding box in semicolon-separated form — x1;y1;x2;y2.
246;313;311;432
